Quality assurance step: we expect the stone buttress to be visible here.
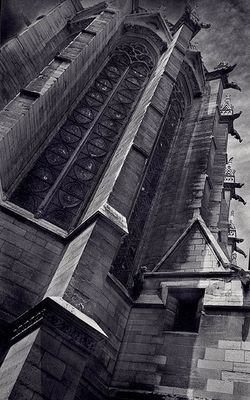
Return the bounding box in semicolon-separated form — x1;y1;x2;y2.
0;1;249;400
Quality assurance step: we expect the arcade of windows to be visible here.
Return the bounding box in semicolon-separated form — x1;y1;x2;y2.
11;41;155;231
10;37;189;288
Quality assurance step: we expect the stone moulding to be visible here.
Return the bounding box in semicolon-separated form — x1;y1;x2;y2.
151;217;230;272
109;387;214;399
123;23;168;54
6;297;107;354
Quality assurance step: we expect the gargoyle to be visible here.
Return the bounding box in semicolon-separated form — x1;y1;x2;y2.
214;62;237;73
226;81;242;91
230;128;243;143
232;194;247;205
200;22;211;29
235;245;247;258
131;266;147;299
232;111;242;120
230;265;250;291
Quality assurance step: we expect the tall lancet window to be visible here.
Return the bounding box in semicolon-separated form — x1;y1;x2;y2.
112;78;188;287
11;40;155;231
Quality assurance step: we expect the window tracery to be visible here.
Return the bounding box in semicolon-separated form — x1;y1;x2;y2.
10;41;155;231
112;79;187;287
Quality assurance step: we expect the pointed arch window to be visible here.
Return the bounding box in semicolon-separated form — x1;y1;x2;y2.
10;41;155;231
112;78;188;287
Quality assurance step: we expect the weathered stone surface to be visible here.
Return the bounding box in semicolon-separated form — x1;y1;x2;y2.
0;1;248;400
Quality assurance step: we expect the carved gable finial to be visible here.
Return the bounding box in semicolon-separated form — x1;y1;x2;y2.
229;210;236;237
220;94;234;116
231;251;237;265
225;157;236;177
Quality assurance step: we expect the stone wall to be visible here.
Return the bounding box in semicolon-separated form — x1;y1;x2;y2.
113;301;250;399
0;209;64;324
0;4;127;195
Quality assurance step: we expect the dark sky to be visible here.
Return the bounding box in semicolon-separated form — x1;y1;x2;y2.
1;0;250;267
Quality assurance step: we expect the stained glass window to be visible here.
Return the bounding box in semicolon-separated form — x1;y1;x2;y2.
10;41;155;231
112;79;187;287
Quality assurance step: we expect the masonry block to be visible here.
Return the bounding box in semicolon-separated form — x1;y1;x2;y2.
205;347;225;361
197;359;233;371
225;350;244;363
219;340;241;350
207;379;234;394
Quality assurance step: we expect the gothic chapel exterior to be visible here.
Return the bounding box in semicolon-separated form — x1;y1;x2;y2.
0;0;249;399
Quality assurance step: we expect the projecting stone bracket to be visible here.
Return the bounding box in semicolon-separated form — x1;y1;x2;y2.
229;128;243;143
219;115;243;143
220;111;242;123
230;264;250;289
232;193;247;205
205;62;237;89
172;4;211;38
6;296;107;349
235;245;247;258
225;81;241;91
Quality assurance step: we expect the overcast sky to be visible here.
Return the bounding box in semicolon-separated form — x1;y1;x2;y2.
191;0;250;269
142;0;250;268
150;0;250;268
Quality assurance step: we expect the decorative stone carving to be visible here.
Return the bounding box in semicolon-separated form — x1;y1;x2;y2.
131;266;147;299
226;81;241;91
235;244;247;258
225;157;236;177
124;24;168;53
231;251;237;265
207;62;237;89
228;210;236;238
230;128;243;143
232;193;247;205
214;62;237;73
220;94;234;116
46;314;97;353
172;3;210;37
230;264;250;290
224;157;245;192
232;110;242;120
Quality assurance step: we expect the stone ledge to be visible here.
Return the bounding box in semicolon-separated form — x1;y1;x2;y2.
0;199;128;241
109;386;214;399
7;296;108;350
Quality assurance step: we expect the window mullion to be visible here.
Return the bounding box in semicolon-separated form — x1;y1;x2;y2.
36;66;130;219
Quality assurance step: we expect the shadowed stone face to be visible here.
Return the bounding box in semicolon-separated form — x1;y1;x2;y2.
1;0;61;43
